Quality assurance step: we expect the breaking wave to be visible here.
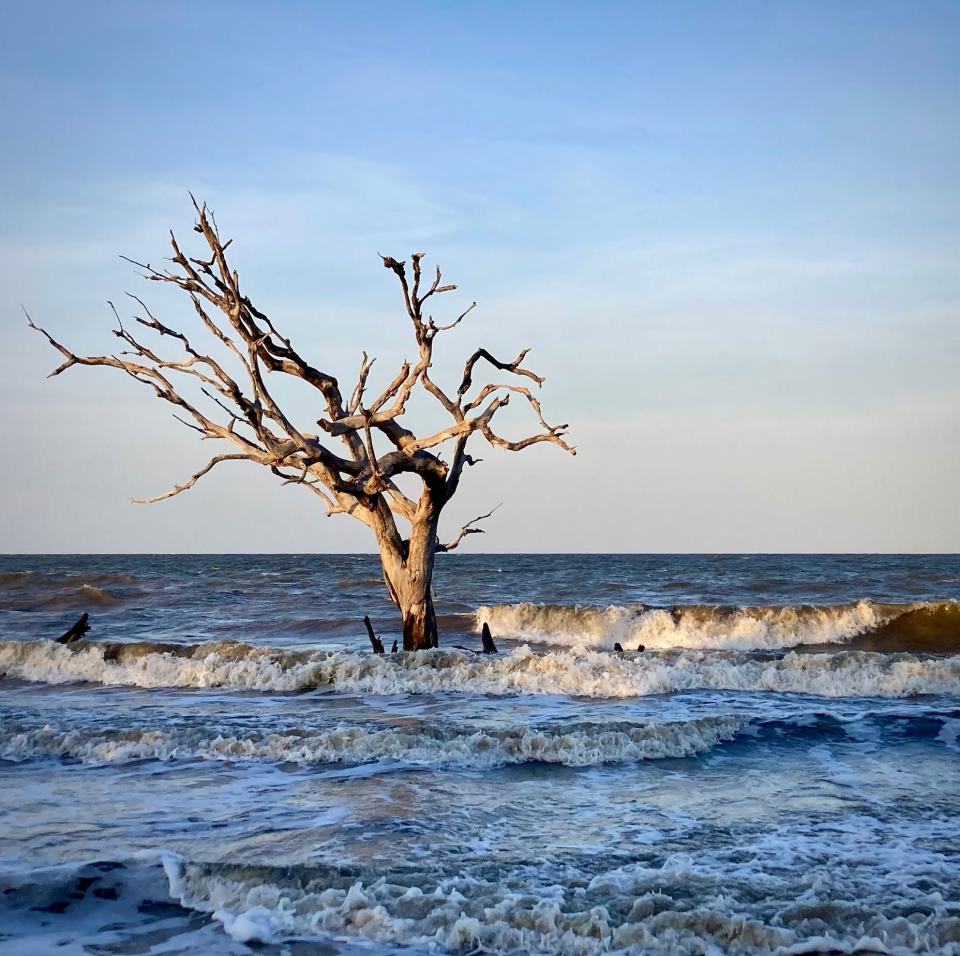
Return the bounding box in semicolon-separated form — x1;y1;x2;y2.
4;711;958;771
2;639;959;698
157;843;960;953
477;599;960;653
0;716;745;769
4;838;958;956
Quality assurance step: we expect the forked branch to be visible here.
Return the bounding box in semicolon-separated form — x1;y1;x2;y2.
438;505;501;553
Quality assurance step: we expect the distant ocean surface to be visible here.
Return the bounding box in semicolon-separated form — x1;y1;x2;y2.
1;553;959;955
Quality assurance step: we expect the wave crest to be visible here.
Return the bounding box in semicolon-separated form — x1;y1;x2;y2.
1;639;959;699
0;570;139;611
476;599;960;652
0;715;744;769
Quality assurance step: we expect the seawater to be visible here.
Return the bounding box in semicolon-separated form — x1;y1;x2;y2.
0;553;958;955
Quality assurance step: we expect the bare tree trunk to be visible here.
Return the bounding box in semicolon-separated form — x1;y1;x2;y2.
379;548;439;650
376;500;441;650
401;590;438;651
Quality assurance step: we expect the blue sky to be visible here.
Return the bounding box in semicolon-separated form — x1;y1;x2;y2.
1;1;958;551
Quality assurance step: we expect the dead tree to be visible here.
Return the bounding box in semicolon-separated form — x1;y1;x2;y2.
29;199;574;650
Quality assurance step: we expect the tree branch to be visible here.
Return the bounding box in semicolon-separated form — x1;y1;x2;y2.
458;347;543;398
437;505;501;552
132;453;253;503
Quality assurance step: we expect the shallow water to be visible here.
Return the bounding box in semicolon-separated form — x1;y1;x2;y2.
0;554;958;954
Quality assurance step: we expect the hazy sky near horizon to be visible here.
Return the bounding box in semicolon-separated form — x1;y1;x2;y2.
1;0;958;553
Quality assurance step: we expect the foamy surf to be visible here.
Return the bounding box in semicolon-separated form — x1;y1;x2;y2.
2;638;959;698
155;835;960;954
4;711;957;771
0;715;745;769
4;820;957;956
3;554;957;956
477;599;960;652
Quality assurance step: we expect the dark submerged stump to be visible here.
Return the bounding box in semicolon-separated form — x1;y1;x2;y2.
56;612;90;644
453;623;499;655
364;615;385;654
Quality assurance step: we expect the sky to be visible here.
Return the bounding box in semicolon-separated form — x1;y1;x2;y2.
0;0;958;553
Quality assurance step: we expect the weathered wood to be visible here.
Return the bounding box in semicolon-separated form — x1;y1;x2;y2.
29;201;575;649
56;612;90;644
402;596;438;651
363;615;385;654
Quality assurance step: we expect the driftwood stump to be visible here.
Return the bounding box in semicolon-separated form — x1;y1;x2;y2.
56;612;90;644
364;615;385;654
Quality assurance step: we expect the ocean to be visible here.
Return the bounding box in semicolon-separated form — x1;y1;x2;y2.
0;553;958;955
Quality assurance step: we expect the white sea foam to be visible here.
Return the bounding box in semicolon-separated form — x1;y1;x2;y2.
476;599;941;651
157;819;960;955
0;715;745;769
0;639;317;692
162;853;803;952
1;638;959;699
3;828;957;956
